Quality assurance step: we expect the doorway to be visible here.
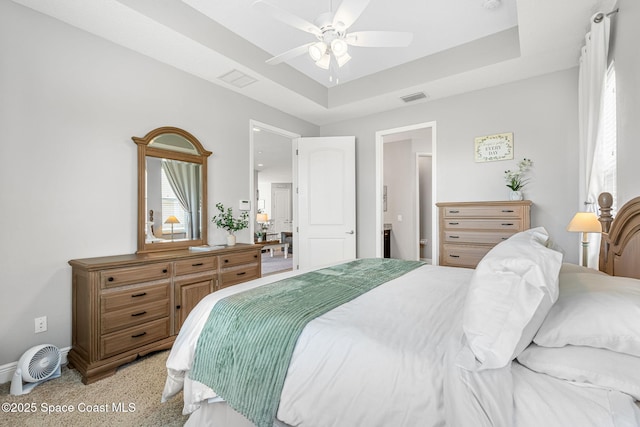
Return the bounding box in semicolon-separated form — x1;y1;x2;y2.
375;122;436;261
250;121;298;275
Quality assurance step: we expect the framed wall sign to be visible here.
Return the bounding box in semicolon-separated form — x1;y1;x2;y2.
474;132;514;162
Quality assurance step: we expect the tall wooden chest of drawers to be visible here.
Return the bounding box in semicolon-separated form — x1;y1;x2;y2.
68;244;261;384
436;201;532;268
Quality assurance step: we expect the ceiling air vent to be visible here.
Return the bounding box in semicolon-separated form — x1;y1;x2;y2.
400;92;428;103
218;69;258;88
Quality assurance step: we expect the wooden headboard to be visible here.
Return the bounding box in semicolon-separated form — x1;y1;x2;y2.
598;192;640;278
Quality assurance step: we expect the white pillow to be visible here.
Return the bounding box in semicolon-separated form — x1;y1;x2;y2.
517;344;640;400
534;272;640;356
462;227;563;370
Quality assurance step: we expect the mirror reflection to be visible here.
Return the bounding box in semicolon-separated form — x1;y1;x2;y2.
145;157;202;243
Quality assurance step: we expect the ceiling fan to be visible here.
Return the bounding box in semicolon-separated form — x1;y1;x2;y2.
253;0;413;75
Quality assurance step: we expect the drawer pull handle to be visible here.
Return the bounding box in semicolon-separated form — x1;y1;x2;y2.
449;254;460;258
254;254;258;258
192;263;204;267
162;269;168;273
131;311;147;317
107;277;114;282
237;272;247;276
224;259;229;263
502;209;515;213
131;292;147;298
449;210;460;213
450;235;460;239
131;332;147;338
176;305;181;309
501;223;514;226
449;222;459;225
502;237;509;240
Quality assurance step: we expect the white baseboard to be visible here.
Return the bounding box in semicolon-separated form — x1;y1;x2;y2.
0;346;70;385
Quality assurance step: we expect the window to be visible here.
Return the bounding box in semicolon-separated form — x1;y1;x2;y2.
161;168;186;234
601;62;617;211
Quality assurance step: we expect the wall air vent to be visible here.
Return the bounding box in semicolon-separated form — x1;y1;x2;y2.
218;69;258;88
400;92;428;103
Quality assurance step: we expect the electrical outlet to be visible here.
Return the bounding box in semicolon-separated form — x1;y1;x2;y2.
35;316;47;333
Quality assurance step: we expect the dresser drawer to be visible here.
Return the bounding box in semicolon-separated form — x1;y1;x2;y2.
220;265;260;289
100;263;171;289
101;299;170;334
444;230;515;244
100;317;170;359
101;283;170;312
442;219;522;231
441;244;492;268
174;256;217;276
219;251;260;268
442;205;524;218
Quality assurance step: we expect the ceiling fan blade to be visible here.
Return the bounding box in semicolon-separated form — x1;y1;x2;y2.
332;0;371;30
266;42;315;65
252;0;322;37
345;31;413;47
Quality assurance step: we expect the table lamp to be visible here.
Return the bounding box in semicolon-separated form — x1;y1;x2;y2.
164;215;180;241
566;212;602;267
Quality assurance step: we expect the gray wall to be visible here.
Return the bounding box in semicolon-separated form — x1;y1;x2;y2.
322;69;580;262
0;2;317;366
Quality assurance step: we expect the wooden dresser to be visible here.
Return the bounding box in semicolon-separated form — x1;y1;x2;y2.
436;201;532;268
68;244;261;384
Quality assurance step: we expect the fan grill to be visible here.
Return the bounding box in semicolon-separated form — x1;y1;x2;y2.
28;346;61;380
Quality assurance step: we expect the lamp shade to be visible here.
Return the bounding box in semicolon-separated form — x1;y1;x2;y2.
164;215;180;224
566;212;601;233
308;42;327;61
256;213;268;223
331;39;349;57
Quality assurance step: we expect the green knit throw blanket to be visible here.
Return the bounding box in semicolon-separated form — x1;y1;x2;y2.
189;258;424;427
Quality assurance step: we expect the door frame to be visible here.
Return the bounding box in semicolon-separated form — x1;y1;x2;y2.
416;152;433;263
249;120;300;266
375;121;437;261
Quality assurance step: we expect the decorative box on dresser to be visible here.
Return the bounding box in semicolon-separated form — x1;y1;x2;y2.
68;244;261;384
436;200;532;268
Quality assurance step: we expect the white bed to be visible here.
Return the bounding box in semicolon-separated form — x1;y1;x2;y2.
162;193;640;426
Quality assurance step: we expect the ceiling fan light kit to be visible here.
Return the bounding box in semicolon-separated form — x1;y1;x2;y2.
308;42;327;61
254;0;413;82
331;38;349;57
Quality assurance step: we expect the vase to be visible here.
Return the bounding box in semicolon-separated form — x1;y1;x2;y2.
226;233;236;246
509;190;523;201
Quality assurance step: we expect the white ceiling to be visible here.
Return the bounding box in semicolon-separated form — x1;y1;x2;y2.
12;0;617;126
183;0;519;87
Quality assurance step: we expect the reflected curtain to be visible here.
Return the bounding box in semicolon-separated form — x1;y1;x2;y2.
163;161;201;239
578;12;610;268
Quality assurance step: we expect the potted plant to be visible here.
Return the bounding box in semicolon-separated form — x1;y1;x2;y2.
211;202;249;246
504;158;533;200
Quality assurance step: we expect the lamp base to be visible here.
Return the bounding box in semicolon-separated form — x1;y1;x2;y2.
581;233;589;267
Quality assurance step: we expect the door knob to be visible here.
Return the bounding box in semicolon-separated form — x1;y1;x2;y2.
346;230;355;234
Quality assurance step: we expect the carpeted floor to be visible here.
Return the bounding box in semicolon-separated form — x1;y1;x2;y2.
0;350;187;427
261;250;293;276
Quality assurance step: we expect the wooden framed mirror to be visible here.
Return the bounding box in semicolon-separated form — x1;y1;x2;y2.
133;127;212;253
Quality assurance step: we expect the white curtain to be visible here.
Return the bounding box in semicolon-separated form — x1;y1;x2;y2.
578;12;610;268
163;161;202;239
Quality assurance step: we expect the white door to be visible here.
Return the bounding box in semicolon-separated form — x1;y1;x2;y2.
272;183;292;234
297;136;356;270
